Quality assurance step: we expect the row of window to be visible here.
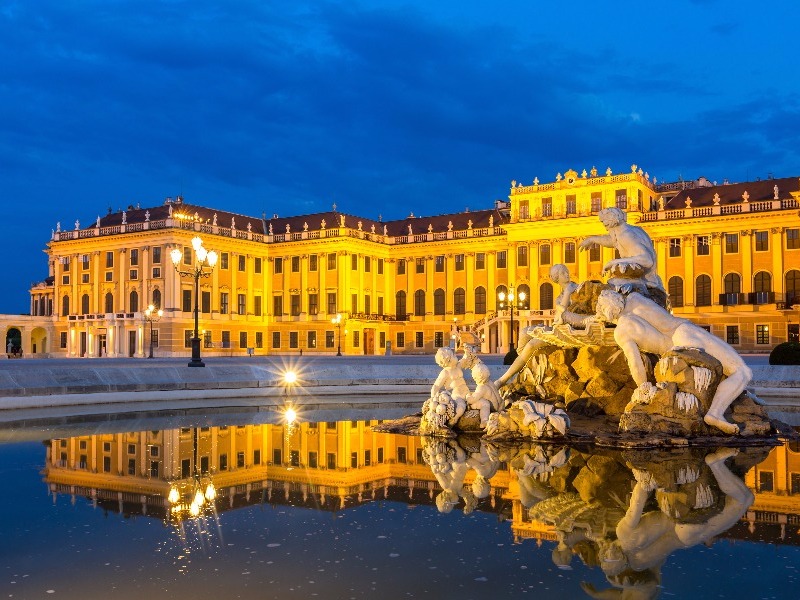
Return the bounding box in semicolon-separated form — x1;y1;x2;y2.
518;190;638;219
668;229;800;257
668;270;800;307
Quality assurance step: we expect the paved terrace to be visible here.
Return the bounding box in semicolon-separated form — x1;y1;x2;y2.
0;354;797;412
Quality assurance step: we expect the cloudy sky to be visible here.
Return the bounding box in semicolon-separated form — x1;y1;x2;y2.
1;0;798;313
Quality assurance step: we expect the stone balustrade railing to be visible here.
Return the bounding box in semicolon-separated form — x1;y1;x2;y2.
52;219;506;245
638;198;797;222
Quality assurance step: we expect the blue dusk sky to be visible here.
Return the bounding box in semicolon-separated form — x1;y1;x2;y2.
1;0;799;313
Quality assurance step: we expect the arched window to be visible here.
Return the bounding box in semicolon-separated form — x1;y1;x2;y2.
130;290;139;313
152;289;162;310
724;273;741;294
668;276;683;308
754;271;772;292
81;294;90;315
786;270;800;305
105;292;114;314
414;290;426;317
517;284;530;310
61;295;69;316
474;286;486;315
695;274;711;307
496;285;508;301
540;282;554;310
453;288;465;315
396;290;406;318
433;289;445;315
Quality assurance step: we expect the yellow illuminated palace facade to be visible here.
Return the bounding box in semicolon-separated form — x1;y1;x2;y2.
7;165;800;357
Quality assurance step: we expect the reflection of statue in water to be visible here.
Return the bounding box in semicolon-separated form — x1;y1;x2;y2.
495;264;578;388
588;448;753;600
422;437;499;514
595;289;751;434
579;207;666;307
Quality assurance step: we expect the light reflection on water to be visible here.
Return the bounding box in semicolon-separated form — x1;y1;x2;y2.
0;408;798;599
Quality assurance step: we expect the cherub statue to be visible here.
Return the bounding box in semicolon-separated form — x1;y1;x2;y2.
268;223;273;235
467;362;502;428
213;213;217;226
431;346;470;403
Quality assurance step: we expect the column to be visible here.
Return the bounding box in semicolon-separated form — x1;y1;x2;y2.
465;253;474;316
741;231;753;294
772;227;784;297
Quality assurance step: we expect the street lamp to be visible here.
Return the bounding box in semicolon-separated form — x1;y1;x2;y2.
167;427;216;521
171;236;218;367
498;285;526;365
331;313;345;356
143;304;163;359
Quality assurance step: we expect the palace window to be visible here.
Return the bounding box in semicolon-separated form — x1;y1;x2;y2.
475;286;486;314
540;282;554;310
364;295;371;314
696;235;710;256
434;332;444;348
756;324;770;345
221;331;230;348
433;288;444;315
128;270;137;280
130;249;139;266
378;296;384;315
152;267;161;278
81;294;90;315
364;256;371;272
351;293;357;314
327;253;336;270
565;195;576;215
396;332;405;348
308;331;317;349
352;330;360;348
254;257;262;273
669;238;681;257
496;251;507;269
755;230;769;252
327;292;337;315
786;270;800;305
238;255;246;272
239;331;247;350
396;291;406;318
591;192;602;213
130;291;139;313
517;246;528;267
589;242;601;262
309;254;318;271
564;242;576;263
274;257;283;274
254;295;262;316
325;331;335;348
289;332;299;349
519;199;529;219
415;258;425;274
202;291;211;313
725;233;739;254
220;252;229;269
238;293;246;315
397;259;406;275
272;332;281;348
152;247;161;264
105;292;114;313
106;251;114;268
615;189;627;209
726;326;740;345
273;295;283;316
255;332;263;348
540;244;551;265
415;332;424;348
435;256;445;272
475;253;485;269
668;276;683;308
308;293;318;315
455;254;465;270
695;275;712;306
291;256;300;272
220;292;229;314
454;288;465;315
290;294;301;316
378;258;384;274
351;254;358;270
787;228;799;250
414;290;426;316
542;197;552;217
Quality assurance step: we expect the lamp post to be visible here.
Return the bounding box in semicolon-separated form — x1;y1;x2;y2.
498;285;526;365
331;313;344;356
167;427;216;521
171;236;218;367
143;304;163;359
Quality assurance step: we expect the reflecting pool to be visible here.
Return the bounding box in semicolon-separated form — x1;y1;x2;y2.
1;407;799;599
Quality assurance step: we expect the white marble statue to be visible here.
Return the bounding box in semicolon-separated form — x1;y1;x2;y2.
431;347;471;403
579;207;665;302
594;289;751;434
495;264;577;388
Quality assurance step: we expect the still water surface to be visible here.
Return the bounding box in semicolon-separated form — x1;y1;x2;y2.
0;406;798;599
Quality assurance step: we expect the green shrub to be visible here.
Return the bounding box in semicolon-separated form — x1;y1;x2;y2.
769;342;800;365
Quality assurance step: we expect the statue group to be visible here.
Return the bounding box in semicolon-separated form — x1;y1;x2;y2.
419;208;775;443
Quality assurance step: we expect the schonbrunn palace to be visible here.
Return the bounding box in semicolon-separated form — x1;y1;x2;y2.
5;164;800;358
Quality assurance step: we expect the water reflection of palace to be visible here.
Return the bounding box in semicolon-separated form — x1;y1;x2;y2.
43;421;800;548
42;420;512;520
